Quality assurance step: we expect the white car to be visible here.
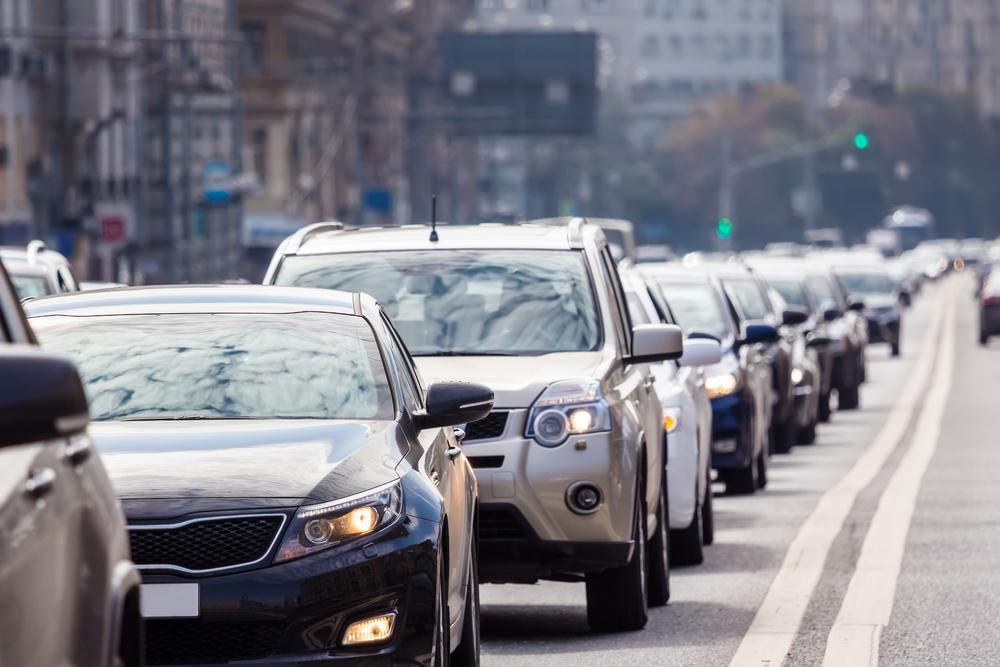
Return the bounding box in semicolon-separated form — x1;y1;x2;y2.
622;268;720;565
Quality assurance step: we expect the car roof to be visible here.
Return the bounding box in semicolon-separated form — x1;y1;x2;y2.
23;284;362;318
0;245;71;266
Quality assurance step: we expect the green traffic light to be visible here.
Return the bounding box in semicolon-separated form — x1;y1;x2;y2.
717;217;733;239
854;133;870;150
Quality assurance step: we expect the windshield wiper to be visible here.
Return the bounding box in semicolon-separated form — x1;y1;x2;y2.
416;351;519;357
118;415;253;421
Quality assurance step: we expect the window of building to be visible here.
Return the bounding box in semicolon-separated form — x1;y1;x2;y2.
668;34;683;55
645;0;657;17
527;0;551;10
241;21;266;73
251;127;267;186
760;33;774;58
642;34;660;58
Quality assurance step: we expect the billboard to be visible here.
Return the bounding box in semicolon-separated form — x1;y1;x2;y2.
439;31;598;136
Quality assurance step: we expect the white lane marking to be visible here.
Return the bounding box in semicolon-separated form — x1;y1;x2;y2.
821;285;957;667
729;282;953;667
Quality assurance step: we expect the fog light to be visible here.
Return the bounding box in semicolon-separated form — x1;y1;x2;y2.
342;612;396;646
566;482;602;514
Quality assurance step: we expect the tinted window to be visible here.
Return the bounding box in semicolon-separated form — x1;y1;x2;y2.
32;312;393;421
836;271;895;295
767;279;810;311
806;276;839;310
10;274;51;299
276;250;600;356
724;277;771;320
380;315;424;410
657;281;731;340
625;290;651;325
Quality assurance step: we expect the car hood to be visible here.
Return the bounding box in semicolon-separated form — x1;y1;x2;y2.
415;351;608;408
90;420;406;508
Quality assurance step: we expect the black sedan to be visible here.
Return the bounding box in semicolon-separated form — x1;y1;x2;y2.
834;267;903;357
27;285;493;667
980;265;1000;345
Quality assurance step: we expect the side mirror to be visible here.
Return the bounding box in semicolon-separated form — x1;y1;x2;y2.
739;322;780;346
898;290;911;308
679;338;722;368
823;307;843;322
627;324;684;364
0;347;90;449
414;381;494;430
781;307;810;327
806;334;834;348
847;297;866;312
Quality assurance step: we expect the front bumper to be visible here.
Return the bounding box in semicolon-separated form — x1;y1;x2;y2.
709;391;753;471
140;514;440;666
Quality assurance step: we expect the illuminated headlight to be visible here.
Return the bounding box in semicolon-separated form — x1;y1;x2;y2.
275;480;402;563
663;407;681;433
705;372;739;398
526;380;611;447
791;368;805;385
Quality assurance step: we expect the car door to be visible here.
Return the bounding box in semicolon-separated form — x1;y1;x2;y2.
378;313;472;630
0;269;84;667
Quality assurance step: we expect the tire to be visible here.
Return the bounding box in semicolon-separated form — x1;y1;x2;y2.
891;341;901;357
586;492;649;632
771;416;795;455
451;537;480;667
722;414;758;495
646;471;671;606
797;421;817;445
670;495;704;566
981;332;989;346
818;390;832;423
432;551;451;667
839;382;860;410
701;470;715;546
756;447;768;490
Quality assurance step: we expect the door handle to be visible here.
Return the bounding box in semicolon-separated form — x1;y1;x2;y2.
25;468;56;498
64;439;92;466
446;446;462;460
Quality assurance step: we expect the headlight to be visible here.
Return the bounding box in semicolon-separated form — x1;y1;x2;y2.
275;480;403;563
705;372;739;398
663;407;681;433
526;379;611;447
791;368;805;385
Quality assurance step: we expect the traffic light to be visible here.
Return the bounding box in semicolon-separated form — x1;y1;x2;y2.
717;217;733;239
853;132;870;150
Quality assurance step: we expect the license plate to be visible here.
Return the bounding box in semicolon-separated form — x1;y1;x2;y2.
140;583;199;618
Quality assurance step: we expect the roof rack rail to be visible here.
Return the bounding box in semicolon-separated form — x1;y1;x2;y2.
25;239;46;265
522;216;588;244
284;221;347;253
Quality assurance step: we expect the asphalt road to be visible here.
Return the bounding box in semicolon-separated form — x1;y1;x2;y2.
480;275;988;666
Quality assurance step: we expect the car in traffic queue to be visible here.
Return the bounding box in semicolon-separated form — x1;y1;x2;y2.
0;262;142;667
832;265;903;357
1;240;81;300
641;264;776;495
622;267;721;565
979;265;1000;345
266;218;684;632
26;284;493;666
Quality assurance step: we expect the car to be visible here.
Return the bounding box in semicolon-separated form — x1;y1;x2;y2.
622;268;721;565
26;284;492;666
979;265;1000;345
642;263;775;495
832;266;903;357
0;240;80;299
0;262;142;667
266;218;683;632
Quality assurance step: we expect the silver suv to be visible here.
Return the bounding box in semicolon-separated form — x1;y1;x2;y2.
266;218;684;631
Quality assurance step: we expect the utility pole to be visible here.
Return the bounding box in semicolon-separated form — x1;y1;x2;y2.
717;118;735;251
352;39;366;226
803;101;819;233
160;0;177;283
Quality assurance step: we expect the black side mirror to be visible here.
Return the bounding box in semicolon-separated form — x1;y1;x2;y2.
415;381;494;430
847;297;866;312
807;334;834;348
738;322;780;346
781;307;810;327
823;307;843;322
898;290;912;308
0;347;90;449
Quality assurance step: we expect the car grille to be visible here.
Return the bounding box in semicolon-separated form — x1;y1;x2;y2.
145;619;286;665
480;506;530;540
465;411;509;441
129;515;285;572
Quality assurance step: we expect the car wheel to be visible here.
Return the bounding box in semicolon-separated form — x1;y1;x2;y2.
771;416;795;455
797;420;817;445
722;415;758;495
838;383;861;410
585;491;649;632
451;536;480;667
670;481;704;567
756;446;768;490
646;470;671;606
981;332;989;346
432;552;451;667
818;390;832;423
701;470;715;546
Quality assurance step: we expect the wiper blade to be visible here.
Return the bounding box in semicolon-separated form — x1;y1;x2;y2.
416;351;518;357
118;415;252;421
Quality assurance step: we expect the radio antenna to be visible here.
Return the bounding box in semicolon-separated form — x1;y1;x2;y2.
429;195;439;242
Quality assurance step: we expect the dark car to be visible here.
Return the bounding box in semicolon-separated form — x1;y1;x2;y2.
833;266;902;357
643;264;776;495
26;285;493;667
979;266;1000;345
0;263;142;666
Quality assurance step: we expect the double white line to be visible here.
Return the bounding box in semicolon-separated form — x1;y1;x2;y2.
730;280;959;667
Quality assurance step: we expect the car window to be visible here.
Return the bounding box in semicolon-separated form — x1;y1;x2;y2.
9;273;51;299
724;277;771;321
275;249;601;356
32;312;394;421
767;279;810;311
625;290;651;325
380;313;424;411
806;275;840;311
598;247;632;354
836;271;895;295
657;281;732;340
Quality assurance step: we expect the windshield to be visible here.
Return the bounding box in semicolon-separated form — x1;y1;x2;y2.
723;277;771;321
837;272;895;296
9;273;52;299
656;281;731;340
31;312;393;421
806;276;839;311
275;250;601;356
767;279;810;311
